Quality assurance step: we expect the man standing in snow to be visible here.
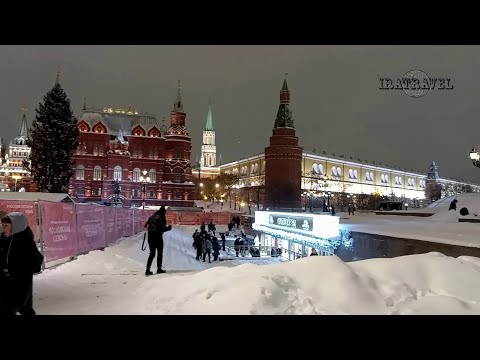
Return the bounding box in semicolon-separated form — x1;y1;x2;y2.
0;212;43;315
144;206;172;276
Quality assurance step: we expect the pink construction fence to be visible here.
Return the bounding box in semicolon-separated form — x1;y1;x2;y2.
0;200;235;267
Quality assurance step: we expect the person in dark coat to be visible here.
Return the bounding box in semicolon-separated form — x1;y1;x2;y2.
449;199;458;211
0;212;43;316
310;248;319;256
239;238;246;256
220;232;226;251
234;238;240;257
271;247;277;257
193;233;203;261
200;222;206;232
202;236;213;263
211;236;220;261
144;206;172;275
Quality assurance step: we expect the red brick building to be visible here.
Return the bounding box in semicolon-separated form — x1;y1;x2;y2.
264;77;303;210
69;83;195;207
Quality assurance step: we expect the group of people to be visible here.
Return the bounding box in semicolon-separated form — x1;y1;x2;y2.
192;226;224;263
0;210;44;316
228;217;241;231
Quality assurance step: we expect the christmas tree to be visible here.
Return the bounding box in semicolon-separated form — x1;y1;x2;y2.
27;74;79;193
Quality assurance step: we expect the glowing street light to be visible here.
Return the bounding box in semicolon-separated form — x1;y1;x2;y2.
12;175;21;192
139;170;150;209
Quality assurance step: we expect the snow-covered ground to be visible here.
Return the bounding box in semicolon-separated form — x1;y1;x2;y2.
194;200;245;213
34;225;283;315
341;194;480;248
34;224;480;314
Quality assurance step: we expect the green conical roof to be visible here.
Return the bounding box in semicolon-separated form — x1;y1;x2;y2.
205;106;214;131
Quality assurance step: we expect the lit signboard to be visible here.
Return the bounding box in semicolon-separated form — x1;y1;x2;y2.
268;214;313;232
255;211;340;239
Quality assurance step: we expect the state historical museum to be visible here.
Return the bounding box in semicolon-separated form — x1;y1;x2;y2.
69;82;195;207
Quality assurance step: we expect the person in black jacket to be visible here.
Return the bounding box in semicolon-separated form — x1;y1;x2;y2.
193;233;203;261
220;232;226;251
211;236;220;261
144;206;172;275
0;212;43;316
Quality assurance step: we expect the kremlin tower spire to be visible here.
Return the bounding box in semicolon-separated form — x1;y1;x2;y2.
264;76;303;210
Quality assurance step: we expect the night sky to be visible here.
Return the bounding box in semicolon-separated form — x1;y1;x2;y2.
1;45;479;182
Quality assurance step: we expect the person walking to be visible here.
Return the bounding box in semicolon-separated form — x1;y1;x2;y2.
144;206;172;276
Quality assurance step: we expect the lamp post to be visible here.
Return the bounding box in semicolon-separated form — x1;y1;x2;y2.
215;183;219;203
233;184;238;210
12;175;21;192
199;182;203;201
470;148;480;168
139;170;150;209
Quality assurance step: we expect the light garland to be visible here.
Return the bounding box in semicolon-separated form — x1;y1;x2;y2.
253;223;340;249
252;224;355;251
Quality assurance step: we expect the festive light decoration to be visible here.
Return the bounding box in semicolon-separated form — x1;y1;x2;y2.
253;223;339;249
253;224;355;251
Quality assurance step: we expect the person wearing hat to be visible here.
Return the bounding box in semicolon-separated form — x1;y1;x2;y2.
0;212;43;315
144;206;172;276
0;211;7;233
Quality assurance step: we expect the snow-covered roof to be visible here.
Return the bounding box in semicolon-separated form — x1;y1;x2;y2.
0;192;74;202
80;110;159;135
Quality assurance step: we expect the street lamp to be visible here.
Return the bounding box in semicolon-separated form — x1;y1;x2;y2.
198;182;204;201
470;148;480;168
12;175;21;192
139;170;150;209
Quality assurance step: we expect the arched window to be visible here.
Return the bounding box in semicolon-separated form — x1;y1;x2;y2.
132;168;141;182
318;164;324;175
149;169;156;183
93;166;102;180
353;170;358;179
76;165;85;180
114;166;122;181
312;163;319;175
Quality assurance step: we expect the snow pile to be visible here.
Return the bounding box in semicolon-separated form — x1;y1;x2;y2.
427;193;480;221
137;252;480;315
34;225;480;315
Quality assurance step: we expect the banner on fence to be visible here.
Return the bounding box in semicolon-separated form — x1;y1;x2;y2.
165;210;178;225
124;208;133;237
104;206;116;246
40;201;76;262
0;200;39;240
174;211;233;225
76;205;105;254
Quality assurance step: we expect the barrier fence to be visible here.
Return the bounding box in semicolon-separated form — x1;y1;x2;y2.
0;200;236;268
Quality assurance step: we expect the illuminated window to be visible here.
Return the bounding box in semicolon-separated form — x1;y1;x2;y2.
76;165;85;180
93;166;102;180
149;169;156;183
133;168;140;182
114;166;122;181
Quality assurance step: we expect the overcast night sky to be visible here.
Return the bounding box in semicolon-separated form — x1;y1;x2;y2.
1;45;479;182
